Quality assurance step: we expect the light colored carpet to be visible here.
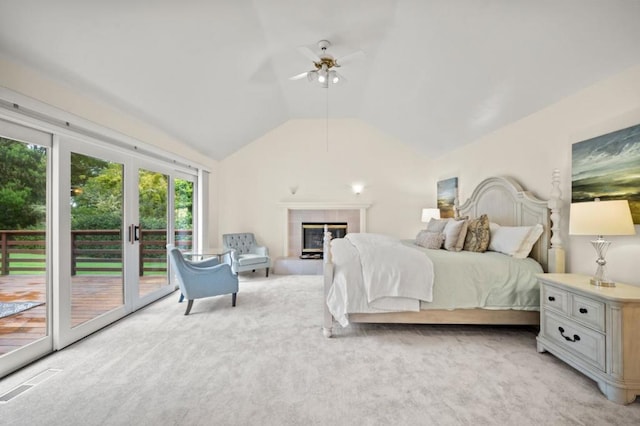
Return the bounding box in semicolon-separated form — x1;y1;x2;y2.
1;274;638;425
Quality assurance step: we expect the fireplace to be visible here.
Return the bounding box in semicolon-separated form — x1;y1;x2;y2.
281;203;369;259
301;222;347;259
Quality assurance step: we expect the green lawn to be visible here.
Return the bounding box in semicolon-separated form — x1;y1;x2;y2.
2;253;166;275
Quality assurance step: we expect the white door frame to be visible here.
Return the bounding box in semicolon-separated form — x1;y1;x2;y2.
0;119;54;377
54;135;129;349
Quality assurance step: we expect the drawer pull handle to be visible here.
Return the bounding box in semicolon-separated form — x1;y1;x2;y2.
579;308;588;314
548;296;556;302
558;327;580;343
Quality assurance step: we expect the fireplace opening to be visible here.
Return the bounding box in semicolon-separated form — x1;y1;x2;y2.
301;222;347;259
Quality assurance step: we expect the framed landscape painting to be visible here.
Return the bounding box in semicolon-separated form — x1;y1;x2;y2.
572;123;640;224
437;177;458;218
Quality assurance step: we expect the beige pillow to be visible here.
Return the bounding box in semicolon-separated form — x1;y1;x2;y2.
426;218;450;233
463;214;490;252
442;219;467;251
415;231;445;249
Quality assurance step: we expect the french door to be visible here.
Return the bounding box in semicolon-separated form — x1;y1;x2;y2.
56;139;177;347
0;109;200;379
131;162;174;309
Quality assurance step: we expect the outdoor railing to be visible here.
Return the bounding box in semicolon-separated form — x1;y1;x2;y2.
0;229;192;275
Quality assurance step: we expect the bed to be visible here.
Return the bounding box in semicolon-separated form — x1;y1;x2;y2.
322;173;566;337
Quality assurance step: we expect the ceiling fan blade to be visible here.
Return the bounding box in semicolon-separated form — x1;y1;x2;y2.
335;50;365;66
297;45;322;63
289;71;309;81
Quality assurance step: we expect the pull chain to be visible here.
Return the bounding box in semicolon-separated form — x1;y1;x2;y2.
325;82;329;152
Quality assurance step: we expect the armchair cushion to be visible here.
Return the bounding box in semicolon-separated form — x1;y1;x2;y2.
237;253;269;267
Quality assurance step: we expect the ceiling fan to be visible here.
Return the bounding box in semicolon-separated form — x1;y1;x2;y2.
289;40;364;88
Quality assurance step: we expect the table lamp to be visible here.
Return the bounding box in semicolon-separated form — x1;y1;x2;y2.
421;208;441;223
569;199;636;287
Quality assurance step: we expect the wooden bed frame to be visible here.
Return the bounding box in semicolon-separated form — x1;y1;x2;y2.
322;172;566;337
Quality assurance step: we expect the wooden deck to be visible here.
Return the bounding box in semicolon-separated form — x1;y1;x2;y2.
0;275;168;356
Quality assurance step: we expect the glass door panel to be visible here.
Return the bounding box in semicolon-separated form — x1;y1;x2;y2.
174;178;194;252
0;123;52;377
138;168;169;298
70;153;124;327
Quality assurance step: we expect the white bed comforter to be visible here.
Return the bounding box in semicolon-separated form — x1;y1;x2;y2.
326;233;434;326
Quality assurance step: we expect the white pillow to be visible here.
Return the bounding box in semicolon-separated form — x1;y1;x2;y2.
488;223;544;259
442;219;467;252
513;224;544;259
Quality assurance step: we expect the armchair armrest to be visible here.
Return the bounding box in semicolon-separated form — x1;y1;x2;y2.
188;256;220;268
250;245;269;256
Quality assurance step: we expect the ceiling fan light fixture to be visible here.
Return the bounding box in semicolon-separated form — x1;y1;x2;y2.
317;64;328;83
291;40;363;88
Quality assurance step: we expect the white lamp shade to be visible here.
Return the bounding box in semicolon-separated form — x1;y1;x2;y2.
421;208;441;223
569;200;636;236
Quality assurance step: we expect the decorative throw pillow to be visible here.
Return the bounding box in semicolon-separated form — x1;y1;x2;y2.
442;219;467;252
426;218;450;233
488;223;544;259
415;230;445;249
463;214;490;252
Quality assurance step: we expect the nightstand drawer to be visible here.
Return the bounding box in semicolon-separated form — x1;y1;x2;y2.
543;310;605;372
542;285;568;314
570;294;605;332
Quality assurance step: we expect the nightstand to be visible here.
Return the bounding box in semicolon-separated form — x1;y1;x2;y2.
536;273;640;404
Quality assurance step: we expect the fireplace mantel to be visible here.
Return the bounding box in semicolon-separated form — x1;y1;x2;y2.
280;202;371;257
279;202;371;210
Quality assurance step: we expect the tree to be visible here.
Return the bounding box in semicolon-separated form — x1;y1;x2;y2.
0;142;191;233
174;179;193;230
71;162;123;230
0;138;47;229
138;170;168;229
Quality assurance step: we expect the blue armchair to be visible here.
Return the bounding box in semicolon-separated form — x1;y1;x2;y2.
167;244;239;315
222;233;271;277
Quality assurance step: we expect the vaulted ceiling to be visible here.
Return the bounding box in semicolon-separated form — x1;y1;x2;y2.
1;1;639;160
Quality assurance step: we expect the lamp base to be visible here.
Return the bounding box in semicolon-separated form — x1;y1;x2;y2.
590;277;616;287
589;237;615;287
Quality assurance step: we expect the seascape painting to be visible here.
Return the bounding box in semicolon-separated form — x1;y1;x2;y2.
437;177;458;218
572;123;640;224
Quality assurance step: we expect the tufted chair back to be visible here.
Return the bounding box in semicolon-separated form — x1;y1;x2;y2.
222;232;270;277
223;233;256;254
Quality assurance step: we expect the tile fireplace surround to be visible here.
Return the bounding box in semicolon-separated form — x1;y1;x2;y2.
274;202;370;275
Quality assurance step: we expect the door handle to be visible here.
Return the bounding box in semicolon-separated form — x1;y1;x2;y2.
129;225;141;243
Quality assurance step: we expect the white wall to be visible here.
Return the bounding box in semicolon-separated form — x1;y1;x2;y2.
433;64;640;285
218;66;640;285
217;119;434;256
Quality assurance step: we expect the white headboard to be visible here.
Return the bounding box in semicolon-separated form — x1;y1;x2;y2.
457;176;551;271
